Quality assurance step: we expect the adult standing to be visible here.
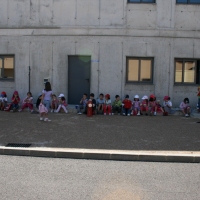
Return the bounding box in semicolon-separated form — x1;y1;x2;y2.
42;82;53;111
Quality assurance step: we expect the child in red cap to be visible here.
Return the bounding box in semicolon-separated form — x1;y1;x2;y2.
0;91;7;111
10;91;20;112
4;91;20;112
148;94;157;116
103;94;112;115
162;96;172;116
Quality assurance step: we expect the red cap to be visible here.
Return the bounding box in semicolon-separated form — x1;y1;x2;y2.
149;94;155;99
13;91;18;95
105;94;110;99
1;91;6;95
163;96;169;100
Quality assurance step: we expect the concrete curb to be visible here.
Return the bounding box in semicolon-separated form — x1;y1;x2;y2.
0;147;200;163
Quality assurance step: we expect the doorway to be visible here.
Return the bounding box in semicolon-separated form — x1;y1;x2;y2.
68;56;91;104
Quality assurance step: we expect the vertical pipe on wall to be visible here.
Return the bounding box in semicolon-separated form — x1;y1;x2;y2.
97;41;100;96
52;41;54;87
28;66;31;92
121;41;124;98
29;41;31;92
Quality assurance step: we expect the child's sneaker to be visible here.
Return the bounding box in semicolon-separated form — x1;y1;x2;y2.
51;109;54;113
154;112;156;116
185;114;189;117
30;110;34;113
18;109;22;112
123;113;125;116
137;112;140;116
78;112;82;115
109;113;111;115
104;113;106;115
112;113;114;115
65;110;68;114
44;118;51;122
40;117;43;121
127;114;130;116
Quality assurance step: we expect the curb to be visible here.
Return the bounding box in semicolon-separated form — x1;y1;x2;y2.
0;147;200;163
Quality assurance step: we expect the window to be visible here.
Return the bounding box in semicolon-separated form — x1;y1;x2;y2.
0;56;14;80
126;57;153;83
176;0;200;4
128;0;155;3
175;59;200;84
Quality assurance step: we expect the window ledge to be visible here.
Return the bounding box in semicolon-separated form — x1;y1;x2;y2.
126;82;154;85
174;83;198;86
0;78;15;81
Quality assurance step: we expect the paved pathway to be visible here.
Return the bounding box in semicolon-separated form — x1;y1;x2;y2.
0;112;199;151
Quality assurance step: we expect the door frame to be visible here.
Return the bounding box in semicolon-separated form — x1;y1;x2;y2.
68;55;91;104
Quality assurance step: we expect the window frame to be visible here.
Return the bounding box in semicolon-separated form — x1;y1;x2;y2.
126;57;154;84
0;55;15;81
176;0;200;4
174;58;198;85
127;0;156;3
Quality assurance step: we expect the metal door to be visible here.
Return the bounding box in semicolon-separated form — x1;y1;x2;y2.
68;56;91;104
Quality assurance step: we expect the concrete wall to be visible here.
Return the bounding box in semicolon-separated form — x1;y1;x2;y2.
0;0;200;107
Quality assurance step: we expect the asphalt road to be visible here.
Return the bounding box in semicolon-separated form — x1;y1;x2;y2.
0;112;199;151
0;155;199;200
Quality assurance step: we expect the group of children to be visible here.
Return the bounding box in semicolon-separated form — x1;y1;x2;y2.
75;93;192;117
0;85;199;120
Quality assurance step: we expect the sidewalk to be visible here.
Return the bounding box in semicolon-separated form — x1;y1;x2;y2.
0;111;199;162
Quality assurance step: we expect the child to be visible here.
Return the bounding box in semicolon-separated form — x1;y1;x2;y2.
76;93;88;115
51;94;58;113
96;93;104;114
36;94;42;111
180;98;190;117
162;96;172;116
0;91;7;111
122;95;132;116
55;94;68;113
132;95;141;116
7;91;20;112
39;100;51;122
148;94;157;116
42;82;53;111
103;94;112;115
87;93;96;115
140;95;148;116
18;92;34;112
112;95;122;115
197;86;200;112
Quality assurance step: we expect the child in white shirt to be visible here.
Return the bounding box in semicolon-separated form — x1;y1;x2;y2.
162;96;172;116
18;92;34;112
103;94;112;115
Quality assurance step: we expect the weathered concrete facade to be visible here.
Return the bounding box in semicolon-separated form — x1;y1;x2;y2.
0;0;200;106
